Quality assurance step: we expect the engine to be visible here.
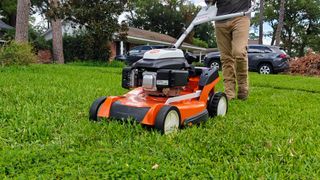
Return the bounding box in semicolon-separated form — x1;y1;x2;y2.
121;48;194;97
122;67;189;97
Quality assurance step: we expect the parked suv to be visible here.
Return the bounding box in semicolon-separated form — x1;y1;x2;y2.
125;45;169;65
204;44;289;74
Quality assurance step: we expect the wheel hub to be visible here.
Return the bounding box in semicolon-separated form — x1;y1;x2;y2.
217;96;227;116
210;62;220;69
164;110;179;134
260;66;271;74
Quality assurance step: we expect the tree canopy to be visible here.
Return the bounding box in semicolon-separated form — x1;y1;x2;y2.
32;0;125;60
253;0;320;56
126;0;217;47
63;0;125;60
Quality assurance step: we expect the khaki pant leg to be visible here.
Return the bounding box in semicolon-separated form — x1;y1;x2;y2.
215;21;236;99
231;16;250;97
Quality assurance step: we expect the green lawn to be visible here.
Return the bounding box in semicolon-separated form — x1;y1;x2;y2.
0;64;320;178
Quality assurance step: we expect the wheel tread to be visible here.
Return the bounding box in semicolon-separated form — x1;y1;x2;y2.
89;96;107;121
155;106;180;134
207;92;228;117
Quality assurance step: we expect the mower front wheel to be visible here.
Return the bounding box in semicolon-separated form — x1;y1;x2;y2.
155;106;181;135
89;96;107;121
207;92;228;117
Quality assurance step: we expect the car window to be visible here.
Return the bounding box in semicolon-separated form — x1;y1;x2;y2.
249;45;273;53
129;46;142;54
248;46;264;53
151;45;168;49
262;47;273;53
269;46;287;55
130;46;142;51
141;46;152;51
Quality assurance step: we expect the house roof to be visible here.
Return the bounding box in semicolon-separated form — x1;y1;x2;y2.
128;27;177;45
126;27;207;51
0;20;14;30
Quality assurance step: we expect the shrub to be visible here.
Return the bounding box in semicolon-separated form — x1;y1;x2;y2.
63;33;111;62
192;38;209;48
1;28;50;51
192;61;205;67
67;60;125;68
28;27;51;51
32;37;50;51
0;41;37;67
107;60;126;68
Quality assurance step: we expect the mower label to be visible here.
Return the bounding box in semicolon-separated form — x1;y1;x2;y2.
156;80;169;86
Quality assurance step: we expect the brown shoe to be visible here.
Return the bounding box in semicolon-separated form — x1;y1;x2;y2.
237;94;248;100
227;95;235;101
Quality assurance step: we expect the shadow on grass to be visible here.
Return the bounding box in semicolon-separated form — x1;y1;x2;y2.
253;84;320;94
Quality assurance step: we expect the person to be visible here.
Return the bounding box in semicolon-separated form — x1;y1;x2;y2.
205;0;251;100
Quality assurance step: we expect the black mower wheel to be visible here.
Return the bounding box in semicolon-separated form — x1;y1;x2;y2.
207;92;228;117
89;96;107;121
155;106;181;135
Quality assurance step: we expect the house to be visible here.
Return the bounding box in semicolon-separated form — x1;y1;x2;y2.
42;21;83;41
0;19;14;40
43;23;207;61
43;23;259;62
0;19;13;30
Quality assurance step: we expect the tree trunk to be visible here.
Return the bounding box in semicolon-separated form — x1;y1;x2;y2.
275;0;285;46
51;0;65;64
271;24;276;45
15;0;30;42
287;29;293;56
258;0;264;44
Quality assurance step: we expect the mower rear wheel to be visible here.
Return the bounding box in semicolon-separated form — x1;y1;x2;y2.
89;96;107;121
207;92;228;117
155;106;181;135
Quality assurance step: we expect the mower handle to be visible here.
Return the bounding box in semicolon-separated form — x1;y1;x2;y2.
174;0;256;48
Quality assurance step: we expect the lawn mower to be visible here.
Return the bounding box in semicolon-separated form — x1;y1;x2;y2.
89;3;255;134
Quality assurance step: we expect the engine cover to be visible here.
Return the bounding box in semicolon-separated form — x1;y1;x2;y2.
143;48;185;59
156;69;188;88
141;70;189;92
133;48;191;70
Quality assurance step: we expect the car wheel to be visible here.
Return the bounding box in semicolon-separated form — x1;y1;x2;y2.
89;96;107;121
207;92;228;117
208;59;221;70
155;106;181;135
258;63;273;74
